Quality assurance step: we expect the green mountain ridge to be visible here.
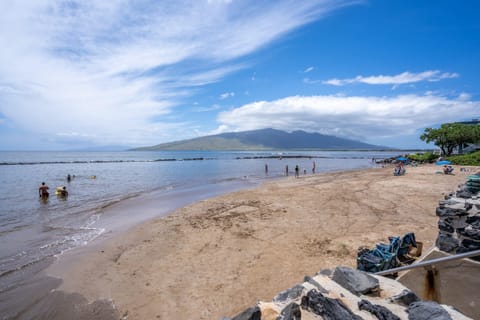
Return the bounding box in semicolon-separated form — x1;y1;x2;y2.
131;128;390;151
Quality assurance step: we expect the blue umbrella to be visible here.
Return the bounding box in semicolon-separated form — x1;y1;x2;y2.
435;160;452;165
396;157;408;162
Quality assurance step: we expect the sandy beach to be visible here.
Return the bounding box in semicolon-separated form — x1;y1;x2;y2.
47;164;473;319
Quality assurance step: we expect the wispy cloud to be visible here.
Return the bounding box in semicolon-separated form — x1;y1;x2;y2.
192;104;222;113
304;66;314;73
216;93;478;143
303;77;321;84
0;0;352;148
323;70;459;86
219;92;235;100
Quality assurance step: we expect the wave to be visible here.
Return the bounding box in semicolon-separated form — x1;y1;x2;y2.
0;226;104;293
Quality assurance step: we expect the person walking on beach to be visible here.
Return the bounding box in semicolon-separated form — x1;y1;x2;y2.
312;161;316;174
285;165;289;176
39;182;49;198
295;165;299;178
265;164;268;175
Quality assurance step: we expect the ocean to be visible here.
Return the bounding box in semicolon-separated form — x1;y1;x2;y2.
0;150;400;317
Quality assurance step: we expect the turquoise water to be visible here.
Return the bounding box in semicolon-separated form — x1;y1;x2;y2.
0;150;399;295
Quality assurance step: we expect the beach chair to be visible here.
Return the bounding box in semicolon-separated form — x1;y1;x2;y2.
393;167;406;176
443;166;454;175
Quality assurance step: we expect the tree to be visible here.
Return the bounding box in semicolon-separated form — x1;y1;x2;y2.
420;123;480;156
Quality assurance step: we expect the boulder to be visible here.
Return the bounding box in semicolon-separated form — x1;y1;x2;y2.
231;306;261;320
331;266;379;296
435;233;459;253
358;299;401;320
276;302;301;320
436;207;468;218
273;285;304;303
300;289;362;320
407;301;452;320
387;289;420;307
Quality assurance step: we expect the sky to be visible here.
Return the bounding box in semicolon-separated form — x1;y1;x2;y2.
0;0;479;150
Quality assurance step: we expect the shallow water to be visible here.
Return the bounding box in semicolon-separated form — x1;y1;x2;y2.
0;149;400;316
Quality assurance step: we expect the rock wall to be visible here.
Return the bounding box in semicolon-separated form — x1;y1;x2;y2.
435;185;480;258
222;266;471;320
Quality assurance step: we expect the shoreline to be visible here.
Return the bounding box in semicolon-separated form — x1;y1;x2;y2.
42;165;474;318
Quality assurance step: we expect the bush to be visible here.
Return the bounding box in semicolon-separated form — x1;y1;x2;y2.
446;151;480;166
408;152;438;163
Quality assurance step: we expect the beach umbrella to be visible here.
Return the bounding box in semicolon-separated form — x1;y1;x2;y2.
435;160;452;165
396;157;408;162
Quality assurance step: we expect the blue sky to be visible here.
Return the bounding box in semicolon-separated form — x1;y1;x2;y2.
0;0;479;150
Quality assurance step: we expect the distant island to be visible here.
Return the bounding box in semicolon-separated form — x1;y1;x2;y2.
130;128;390;151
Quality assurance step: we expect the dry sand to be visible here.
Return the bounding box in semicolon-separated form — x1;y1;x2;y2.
48;165;474;319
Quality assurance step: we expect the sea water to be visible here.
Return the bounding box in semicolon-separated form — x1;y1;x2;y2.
0;150;400;301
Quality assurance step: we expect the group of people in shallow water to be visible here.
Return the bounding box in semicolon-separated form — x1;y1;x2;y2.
38;174;72;201
265;161;316;178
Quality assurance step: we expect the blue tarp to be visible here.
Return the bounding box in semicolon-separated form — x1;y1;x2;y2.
396;157;408;162
435;160;452;165
357;232;417;273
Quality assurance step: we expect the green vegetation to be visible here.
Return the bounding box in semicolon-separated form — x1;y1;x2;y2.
445;151;480;166
407;152;438;163
420;123;480;156
407;150;480;166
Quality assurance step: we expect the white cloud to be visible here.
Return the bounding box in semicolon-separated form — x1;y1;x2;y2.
304;66;314;73
458;92;472;101
323;70;459;86
216;94;480;143
219;92;235;100
0;0;351;148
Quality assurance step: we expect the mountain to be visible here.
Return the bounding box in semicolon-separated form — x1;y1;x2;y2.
131;128;389;151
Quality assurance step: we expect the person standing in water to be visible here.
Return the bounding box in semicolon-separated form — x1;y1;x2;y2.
39;182;49;198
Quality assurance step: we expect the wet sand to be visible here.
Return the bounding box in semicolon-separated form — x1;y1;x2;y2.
47;165;472;319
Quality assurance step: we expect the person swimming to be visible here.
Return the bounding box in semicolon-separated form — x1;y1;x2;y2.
55;186;68;197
